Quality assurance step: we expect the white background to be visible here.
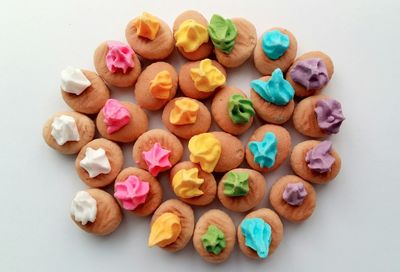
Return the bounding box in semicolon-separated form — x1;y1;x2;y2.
1;0;399;271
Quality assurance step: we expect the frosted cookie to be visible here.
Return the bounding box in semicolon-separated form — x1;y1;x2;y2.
125;12;174;60
70;189;122;236
250;68;295;124
75;138;123;188
96;99;148;143
208;14;256;68
173;10;213;60
193;209;236;263
162;97;211;139
61;66;110;114
237;208;283;260
42;111;95;155
269;175;316;222
93;41;141;87
293;95;345;138
132;129;183;176
179;59;227;100
169;161;217;206
290;140;342;184
217;168;266;212
134;62;178;111
254;27;297;75
286;51;334;97
211;86;255;135
148;199;195;252
114;167;163;216
188;132;244;173
245;124;291;173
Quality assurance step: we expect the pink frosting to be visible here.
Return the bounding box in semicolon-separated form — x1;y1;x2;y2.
142;142;172;176
102;99;131;134
106;41;135;74
114;175;150;210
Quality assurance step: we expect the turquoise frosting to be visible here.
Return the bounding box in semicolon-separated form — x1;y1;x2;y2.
262;30;290;60
248;132;277;168
241;218;272;259
250;68;294;106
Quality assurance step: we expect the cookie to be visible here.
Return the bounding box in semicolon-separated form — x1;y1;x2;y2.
290;140;342;184
217;168;266;212
245;124;291;173
269;175;316;222
114;167;163;216
96;99;148;143
162;97;211;139
42;111;95;155
169;161;217;206
148;199;195;252
75;138;124;188
70;189;122;236
193;209;236;263
125;12;174;60
93;41;141;87
254;27;297;75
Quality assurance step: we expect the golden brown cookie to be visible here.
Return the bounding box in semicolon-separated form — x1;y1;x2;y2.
211;131;245;173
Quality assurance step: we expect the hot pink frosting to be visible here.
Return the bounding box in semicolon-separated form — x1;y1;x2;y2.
102;99;131;134
142;142;172;176
106;41;135;74
114;175;150;210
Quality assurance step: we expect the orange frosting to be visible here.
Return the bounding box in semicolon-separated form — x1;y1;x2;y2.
133;12;160;40
150;70;173;99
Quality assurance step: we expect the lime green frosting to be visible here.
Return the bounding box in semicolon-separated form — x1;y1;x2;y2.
228;94;255;124
207;14;237;53
201;225;226;255
223;171;249;196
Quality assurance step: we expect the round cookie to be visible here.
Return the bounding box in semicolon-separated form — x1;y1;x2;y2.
75;138;123;188
269;175;316;222
134;62;178;111
212;131;245;172
42;111;95;155
193;209;236;263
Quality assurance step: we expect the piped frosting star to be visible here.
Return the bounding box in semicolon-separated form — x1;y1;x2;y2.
142;143;172;176
79;147;111;178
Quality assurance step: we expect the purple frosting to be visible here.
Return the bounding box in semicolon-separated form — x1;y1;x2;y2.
315;99;345;134
282;182;308;206
305;140;335;173
290;58;328;90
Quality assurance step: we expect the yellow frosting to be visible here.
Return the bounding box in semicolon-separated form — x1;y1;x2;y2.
148;212;181;248
188;133;221;173
190;59;226;92
133;12;160;40
169;98;199;125
174;19;209;53
149;70;173;99
172;168;204;198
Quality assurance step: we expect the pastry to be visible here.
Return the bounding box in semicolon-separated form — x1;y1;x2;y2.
42;111;95;155
245;124;291;173
125;12;174;60
169;161;217;206
70;189;122;235
96;99;148;143
269;175;316;222
93;41;141;87
148;199;194;252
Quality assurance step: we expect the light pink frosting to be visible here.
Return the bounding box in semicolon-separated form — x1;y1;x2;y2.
106;41;135;74
102;99;131;134
114;175;150;210
142;142;172;176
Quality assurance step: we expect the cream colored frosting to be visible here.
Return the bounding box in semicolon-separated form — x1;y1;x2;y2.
80;147;111;178
50;115;80;145
61;66;91;95
70;191;97;225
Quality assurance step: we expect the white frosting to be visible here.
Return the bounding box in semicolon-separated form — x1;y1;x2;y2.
70;191;97;225
80;147;111;178
50;115;80;145
61;66;91;95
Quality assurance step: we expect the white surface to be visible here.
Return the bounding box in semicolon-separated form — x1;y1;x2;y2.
1;0;399;271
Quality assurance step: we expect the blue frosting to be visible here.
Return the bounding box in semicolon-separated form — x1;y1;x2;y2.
241;218;272;259
248;132;277;168
262;30;290;60
250;68;294;106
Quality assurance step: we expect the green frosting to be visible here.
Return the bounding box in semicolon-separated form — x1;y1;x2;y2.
228;94;255;124
207;14;238;53
201;225;226;255
223;171;249;196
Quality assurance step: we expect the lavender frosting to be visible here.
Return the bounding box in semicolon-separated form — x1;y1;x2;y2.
282;182;308;206
315;99;345;134
290;58;328;90
305;140;335;173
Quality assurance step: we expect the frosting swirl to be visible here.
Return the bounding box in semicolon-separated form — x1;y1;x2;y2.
305;140;336;173
223;171;249;197
190;59;226;92
114;175;150;210
315;99;345;134
51;115;80;145
70;191;97;225
201;225;226;255
79;147;111;178
290;58;328;90
148;212;182;247
169;98;199;125
282;182;308;206
248;132;278;168
60;66;91;95
241;218;272;259
149;70;172;99
106;41;135;74
174;19;209;53
228;94;255;124
102;99;131;134
207;14;237;53
142;142;172;176
132;12;160;40
172;168;204;198
188;133;221;173
262;30;290;60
